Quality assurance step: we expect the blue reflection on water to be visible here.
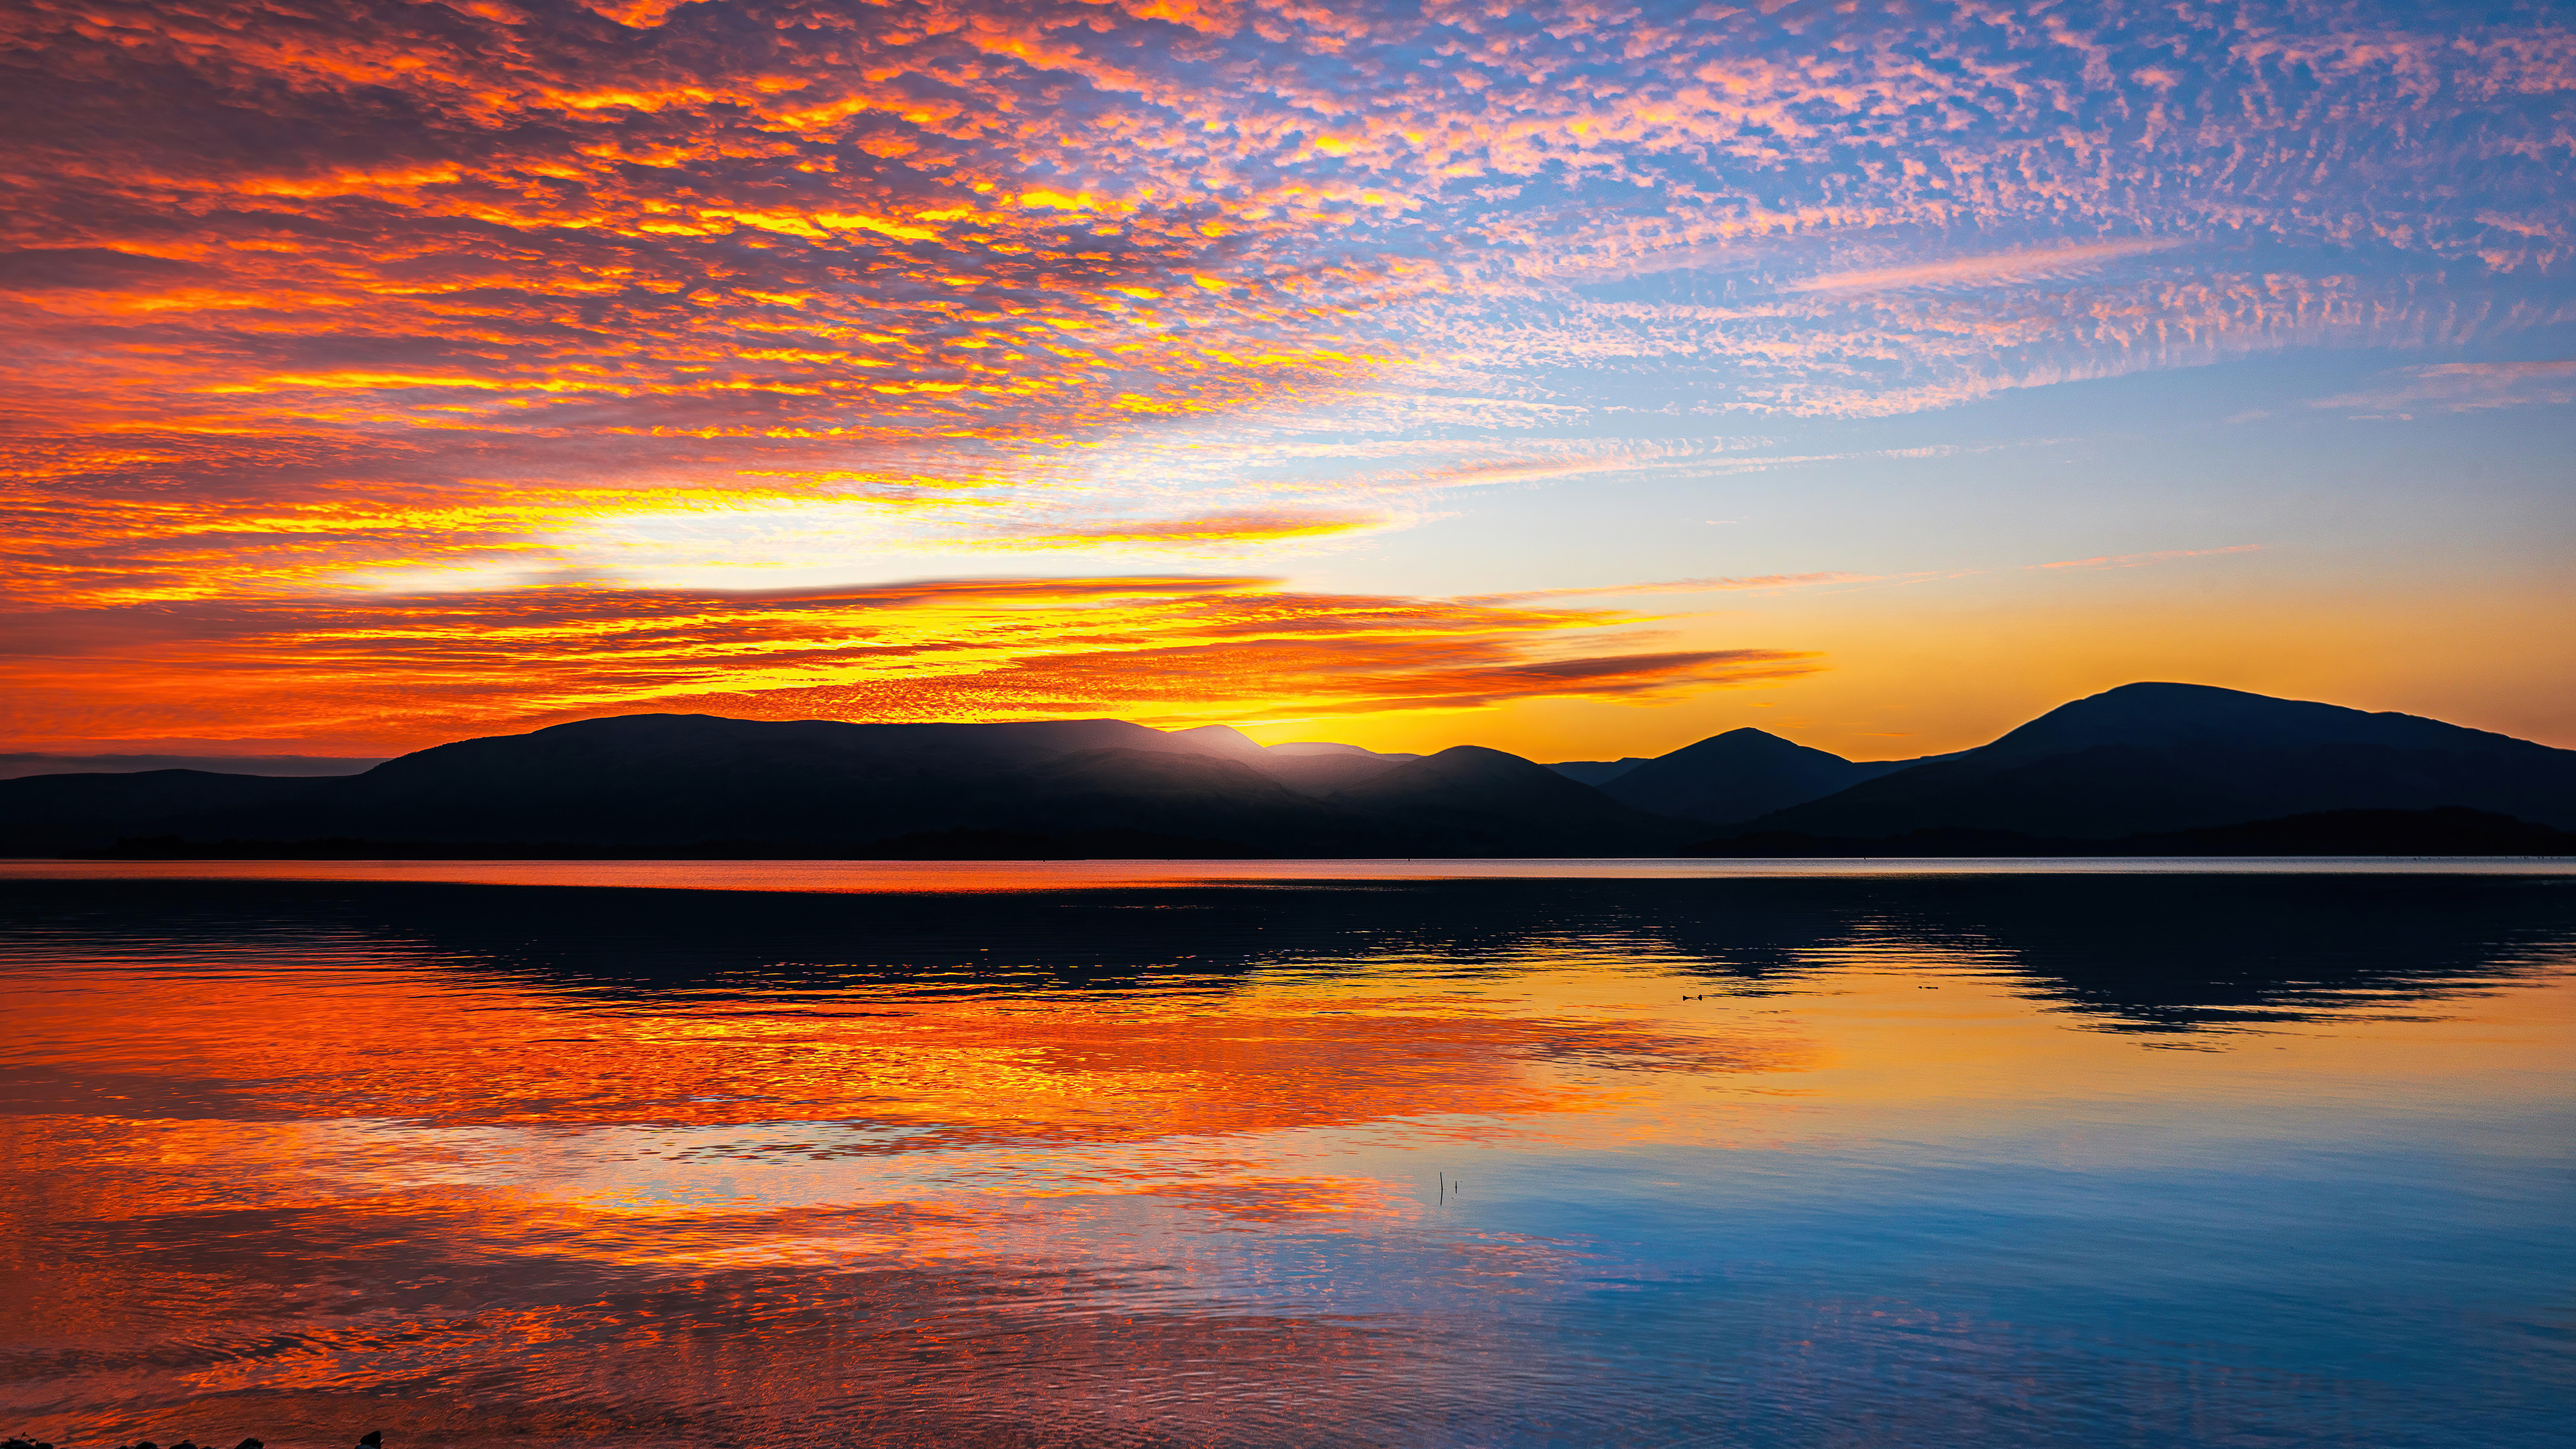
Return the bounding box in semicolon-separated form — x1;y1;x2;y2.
0;870;2568;1448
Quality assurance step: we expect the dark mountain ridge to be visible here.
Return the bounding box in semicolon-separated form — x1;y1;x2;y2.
1719;682;2576;841
1333;745;1690;855
7;684;2571;858
0;751;385;780
0;714;1703;857
1693;808;2576;858
1543;756;1651;787
275;716;1385;852
0;769;325;855
1593;727;1942;824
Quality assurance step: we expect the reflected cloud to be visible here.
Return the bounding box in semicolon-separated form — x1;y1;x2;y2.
3;872;2569;1444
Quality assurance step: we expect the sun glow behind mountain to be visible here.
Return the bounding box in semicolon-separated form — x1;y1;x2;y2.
4;0;2571;755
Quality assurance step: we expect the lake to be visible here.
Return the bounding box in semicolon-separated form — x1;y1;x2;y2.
2;863;2571;1447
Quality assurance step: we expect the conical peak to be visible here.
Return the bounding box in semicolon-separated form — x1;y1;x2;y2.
1660;726;1841;763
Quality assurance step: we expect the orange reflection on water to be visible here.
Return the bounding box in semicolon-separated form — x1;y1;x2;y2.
1;934;1812;1442
7;963;1792;1136
6;871;2569;1449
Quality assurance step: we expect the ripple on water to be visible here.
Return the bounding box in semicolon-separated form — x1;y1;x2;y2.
1;872;2571;1447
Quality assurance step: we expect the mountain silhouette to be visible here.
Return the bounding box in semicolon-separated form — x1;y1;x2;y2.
262;715;1360;851
1717;682;2576;841
0;751;384;780
1693;807;2576;857
1593;727;1937;824
1543;757;1651;787
0;769;323;853
1250;740;1422;796
1333;746;1702;855
7;685;2572;858
0;715;1691;857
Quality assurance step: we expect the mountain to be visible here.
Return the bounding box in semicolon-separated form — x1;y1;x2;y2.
13;686;2571;859
0;752;386;780
961;724;1419;798
1593;728;1938;824
227;714;1351;850
1544;757;1650;787
953;746;1339;845
0;769;325;854
1718;683;2576;841
0;714;1678;857
1248;740;1422;797
1693;808;2576;857
1332;746;1702;855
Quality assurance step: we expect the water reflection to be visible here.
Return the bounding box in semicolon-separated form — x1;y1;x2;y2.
14;873;2567;1030
1;873;2571;1448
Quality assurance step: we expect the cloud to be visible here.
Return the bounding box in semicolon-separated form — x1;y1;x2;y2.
3;0;2571;739
1778;240;2186;296
986;508;1387;549
2307;360;2576;417
1465;545;2263;608
0;574;1819;751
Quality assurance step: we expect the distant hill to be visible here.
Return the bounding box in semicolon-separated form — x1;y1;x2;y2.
0;714;1692;858
1592;727;1939;824
1690;807;2576;857
1544;757;1651;787
1334;746;1702;855
1718;683;2576;841
7;686;2571;859
0;769;325;854
0;752;386;780
222;715;1365;853
1250;740;1423;796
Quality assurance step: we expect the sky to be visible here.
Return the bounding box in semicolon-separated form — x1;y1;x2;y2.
3;0;2571;761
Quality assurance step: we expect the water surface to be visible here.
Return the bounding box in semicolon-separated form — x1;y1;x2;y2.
1;855;2568;892
2;869;2571;1447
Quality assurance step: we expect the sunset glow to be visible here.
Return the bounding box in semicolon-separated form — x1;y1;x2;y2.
6;0;2571;755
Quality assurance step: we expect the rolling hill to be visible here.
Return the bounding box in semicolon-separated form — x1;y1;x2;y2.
1592;727;1940;824
7;684;2571;858
1711;683;2576;842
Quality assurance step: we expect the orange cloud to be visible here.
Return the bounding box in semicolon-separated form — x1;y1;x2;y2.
5;0;2567;751
0;575;1820;751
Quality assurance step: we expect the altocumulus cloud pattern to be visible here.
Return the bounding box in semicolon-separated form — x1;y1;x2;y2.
2;0;2569;748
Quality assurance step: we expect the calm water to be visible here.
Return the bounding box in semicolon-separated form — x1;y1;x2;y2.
2;866;2571;1448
